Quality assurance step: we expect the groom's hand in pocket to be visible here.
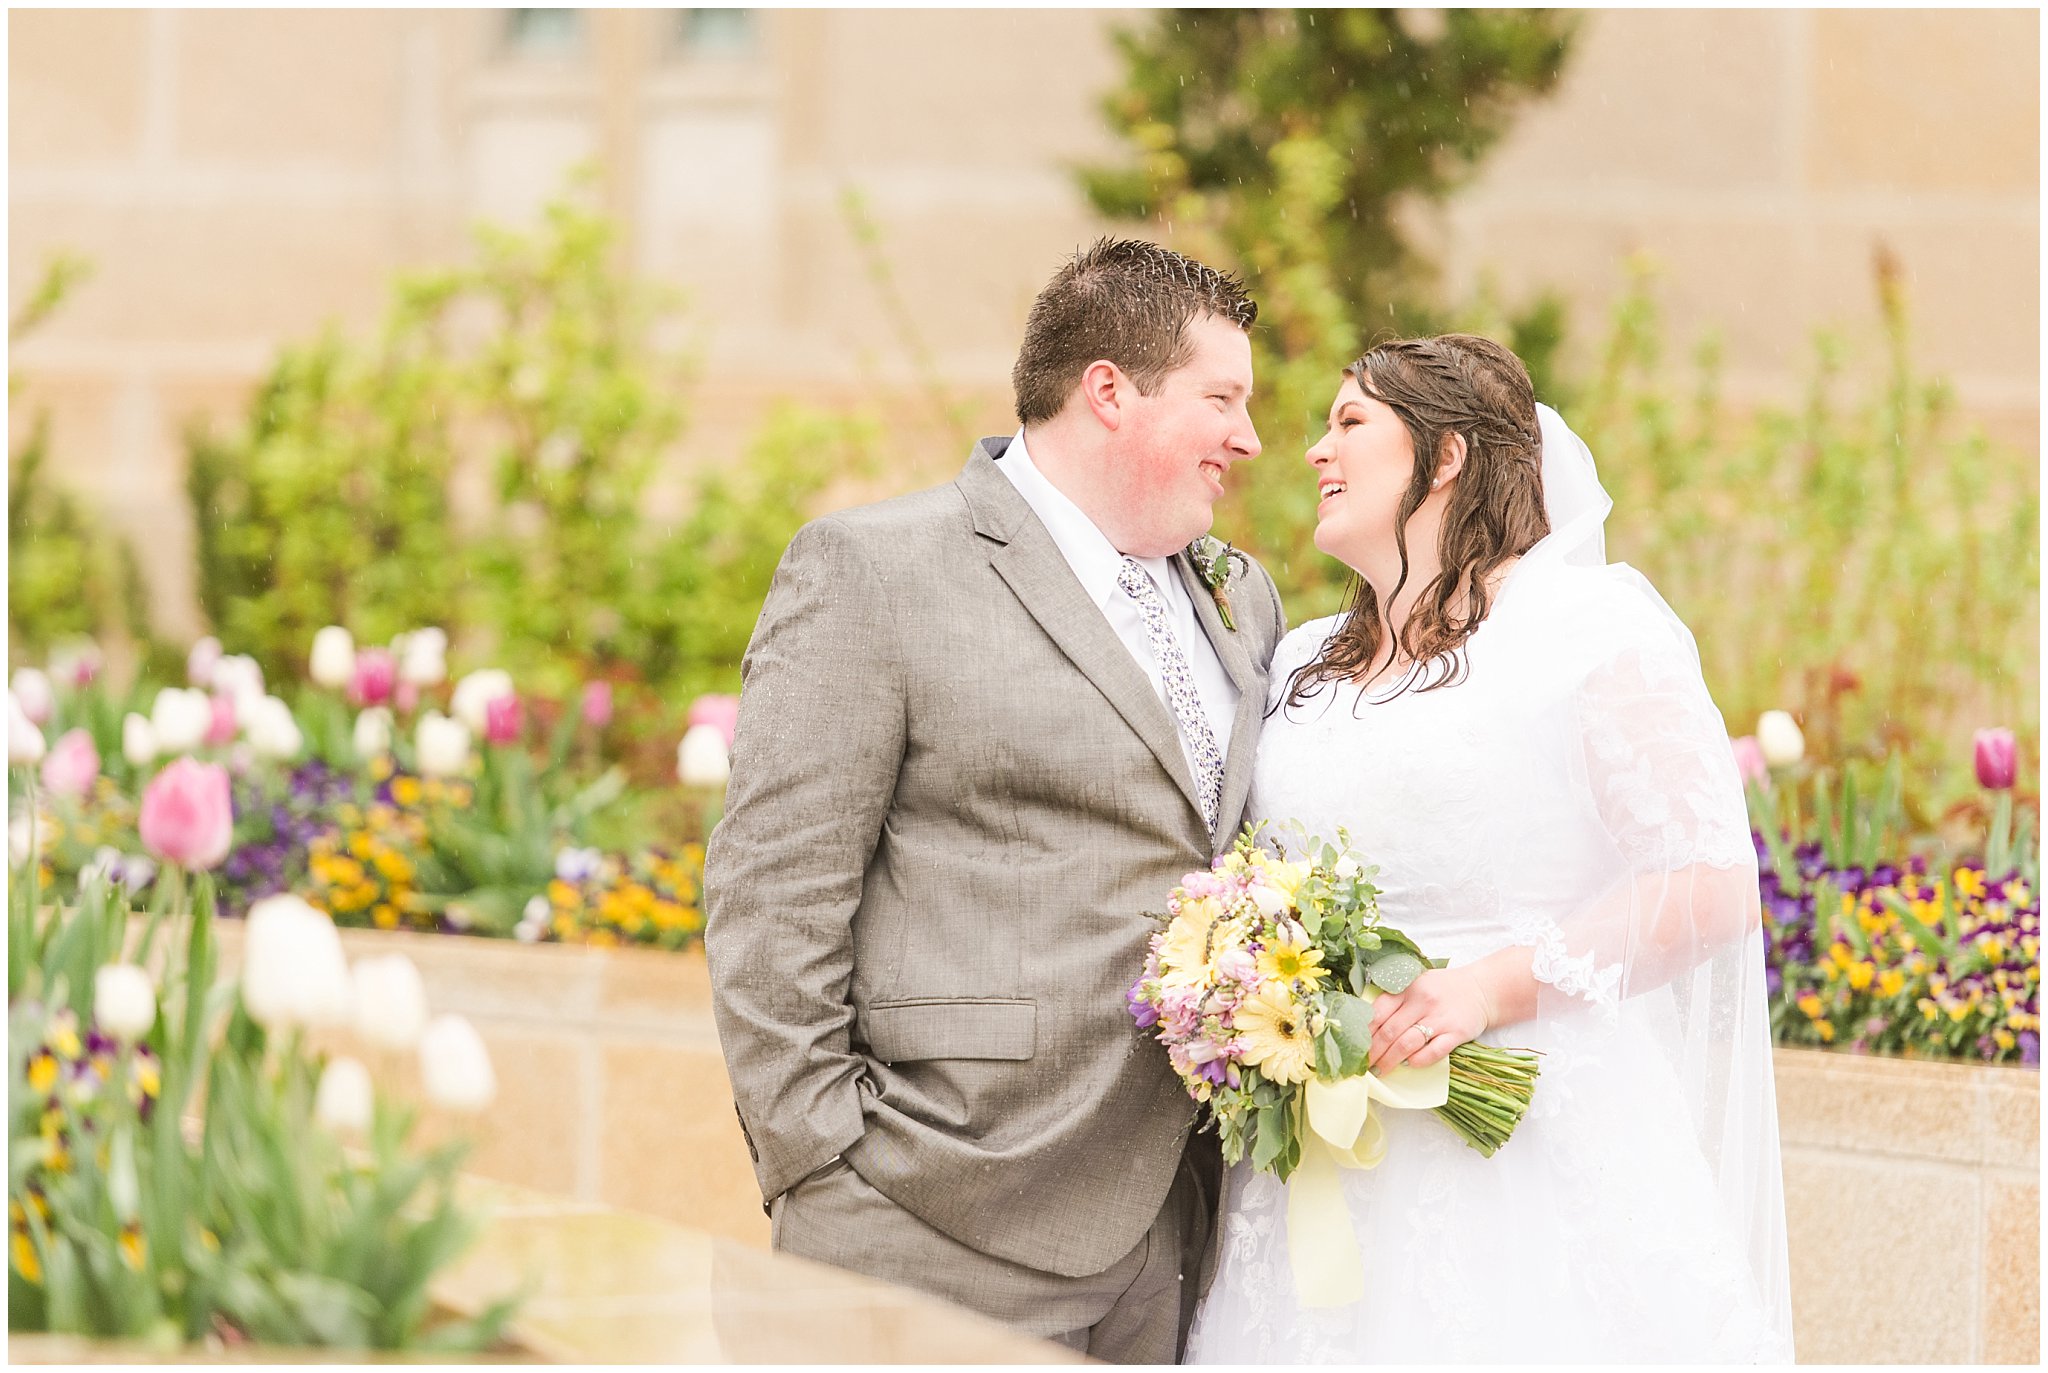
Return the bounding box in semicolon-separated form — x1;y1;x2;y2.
1367;968;1491;1070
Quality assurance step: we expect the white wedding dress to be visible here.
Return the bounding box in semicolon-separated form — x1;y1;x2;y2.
1185;412;1795;1364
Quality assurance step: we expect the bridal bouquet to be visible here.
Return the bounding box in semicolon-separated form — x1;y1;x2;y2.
1127;824;1540;1305
1127;822;1539;1177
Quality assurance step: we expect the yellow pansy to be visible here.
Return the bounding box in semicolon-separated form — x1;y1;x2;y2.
1796;993;1824;1019
1815;1021;1836;1043
118;1222;145;1271
11;1231;40;1285
1846;962;1874;991
1878;969;1906;998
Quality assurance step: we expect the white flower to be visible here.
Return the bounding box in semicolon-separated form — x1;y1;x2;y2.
11;669;53;726
150;687;213;755
394;628;448;687
414;710;471;778
419;1014;496;1114
450;669;515;735
187;636;223;688
309;626;356;690
352;954;429;1052
8;692;46;766
1334;854;1361;881
1248;883;1291;919
314;1057;374;1136
353;707;394;760
212;655;267;714
241;895;353;1032
1756;710;1806;768
93;964;157;1041
9;811;38;867
122;713;160;768
676;724;730;788
554;846;602;884
242;695;304;761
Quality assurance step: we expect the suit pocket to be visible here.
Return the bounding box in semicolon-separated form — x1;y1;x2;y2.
862;997;1037;1064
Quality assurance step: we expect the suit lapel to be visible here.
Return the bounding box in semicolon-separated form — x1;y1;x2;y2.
1176;551;1265;844
961;445;1207;830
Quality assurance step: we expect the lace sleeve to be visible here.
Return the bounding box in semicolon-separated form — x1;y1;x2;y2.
1508;579;1761;1016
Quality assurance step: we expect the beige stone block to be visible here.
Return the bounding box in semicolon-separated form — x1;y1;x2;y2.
590;944;718;1043
1804;220;2039;398
443;1025;587;1199
8;9;149;165
336;925;605;1028
597;1040;769;1248
1782;1146;1980;1362
1983;1071;2042;1171
805;10;1124;170
1773;1048;1985;1165
1480;9;1796;192
175;9;408;168
1983;1175;2040;1364
1453;208;1815;380
1811;9;2038;194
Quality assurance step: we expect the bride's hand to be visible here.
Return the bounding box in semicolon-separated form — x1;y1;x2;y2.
1367;967;1494;1071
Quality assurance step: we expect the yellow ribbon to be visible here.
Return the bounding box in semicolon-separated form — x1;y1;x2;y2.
1284;1053;1450;1308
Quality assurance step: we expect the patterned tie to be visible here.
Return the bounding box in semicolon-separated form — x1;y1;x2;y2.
1117;557;1224;836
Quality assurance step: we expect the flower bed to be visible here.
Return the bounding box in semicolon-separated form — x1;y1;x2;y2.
1761;840;2040;1065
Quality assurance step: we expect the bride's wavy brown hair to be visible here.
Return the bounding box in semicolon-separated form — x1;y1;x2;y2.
1285;333;1549;709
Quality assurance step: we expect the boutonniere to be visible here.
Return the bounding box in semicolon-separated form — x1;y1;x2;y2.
1187;534;1249;632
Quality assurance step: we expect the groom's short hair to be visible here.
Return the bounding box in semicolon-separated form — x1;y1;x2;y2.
1012;238;1257;425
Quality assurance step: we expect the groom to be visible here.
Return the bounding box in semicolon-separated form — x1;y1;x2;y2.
704;238;1288;1362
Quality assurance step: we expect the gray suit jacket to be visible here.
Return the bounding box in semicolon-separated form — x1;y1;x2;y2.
704;437;1287;1278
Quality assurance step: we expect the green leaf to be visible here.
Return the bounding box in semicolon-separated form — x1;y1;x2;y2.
1323;991;1375;1077
1367;951;1425;994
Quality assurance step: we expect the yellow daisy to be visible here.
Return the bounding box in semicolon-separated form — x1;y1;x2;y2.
1158;898;1225;982
1257;935;1329;990
1233;982;1318;1085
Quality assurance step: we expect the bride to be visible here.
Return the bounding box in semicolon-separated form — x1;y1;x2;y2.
1184;334;1794;1363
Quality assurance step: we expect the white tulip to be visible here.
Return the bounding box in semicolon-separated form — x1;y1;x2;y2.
187;636;224;688
1248;884;1291;919
676;724;730;788
11;669;53;726
395;628;448;687
241;695;304;762
352;954;429;1052
241;895;353;1032
212;655;266;714
414;711;471;779
419;1014;496;1114
1756;711;1806;768
9;811;37;867
150;687;213;755
8;692;46;766
450;669;515;735
353;707;394;760
93;964;157;1041
309;626;356;690
122;713;160;768
313;1057;375;1136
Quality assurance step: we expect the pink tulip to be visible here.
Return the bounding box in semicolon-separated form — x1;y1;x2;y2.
484;693;523;746
39;728;100;798
1975;728;2018;791
581;681;613;730
138;758;234;870
1730;736;1768;788
204;694;238;747
687;693;740;750
349;648;396;707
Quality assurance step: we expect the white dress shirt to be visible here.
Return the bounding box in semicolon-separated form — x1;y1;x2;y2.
996;429;1239;773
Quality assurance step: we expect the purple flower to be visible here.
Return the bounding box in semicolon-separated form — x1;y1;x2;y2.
1126;981;1159;1029
2020;1031;2040;1066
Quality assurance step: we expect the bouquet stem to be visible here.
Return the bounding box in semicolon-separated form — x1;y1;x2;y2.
1435;1042;1541;1156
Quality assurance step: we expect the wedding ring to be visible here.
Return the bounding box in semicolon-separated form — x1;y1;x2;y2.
1416;1023;1435;1040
